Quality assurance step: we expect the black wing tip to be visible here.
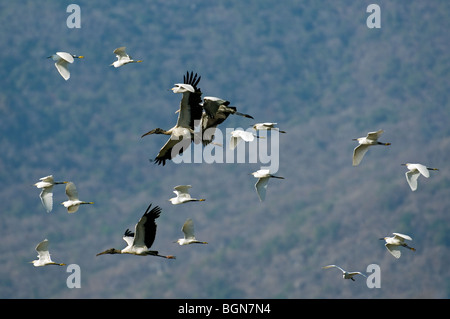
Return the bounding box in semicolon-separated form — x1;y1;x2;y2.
144;203;162;219
124;229;135;237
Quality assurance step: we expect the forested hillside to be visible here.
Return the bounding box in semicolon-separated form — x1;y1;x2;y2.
0;1;449;299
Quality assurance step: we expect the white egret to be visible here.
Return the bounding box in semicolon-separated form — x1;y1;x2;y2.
31;239;66;267
251;169;284;202
61;182;94;213
96;203;175;259
47;52;84;80
401;163;439;191
34;175;67;213
380;233;416;259
142;72;202;165
110;47;142;68
322;265;367;281
352;129;391;166
230;129;261;150
252;122;286;133
175;218;208;245
200;97;253;146
169;185;205;205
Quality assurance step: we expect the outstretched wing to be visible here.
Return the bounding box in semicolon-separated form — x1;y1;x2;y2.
181;218;196;240
133;203;162;249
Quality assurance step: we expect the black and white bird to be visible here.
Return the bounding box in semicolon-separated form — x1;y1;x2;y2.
352;130;391;166
34;175;67;213
200;96;253;146
31;239;66;267
96;203;175;259
47;52;84;80
142;72;203;165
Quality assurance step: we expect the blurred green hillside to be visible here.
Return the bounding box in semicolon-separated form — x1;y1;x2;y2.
0;0;449;299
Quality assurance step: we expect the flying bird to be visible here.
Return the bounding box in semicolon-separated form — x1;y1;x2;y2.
61;182;94;213
143;72;202;165
175;218;208;245
169;185;205;205
229;129;261;150
380;233;416;259
34;175;67;213
352;129;391;166
401;163;439;191
322;265;367;281
31;239;66;267
110;47;142;68
200;96;253;146
96;203;175;259
250;169;284;202
252;122;286;133
47;52;84;80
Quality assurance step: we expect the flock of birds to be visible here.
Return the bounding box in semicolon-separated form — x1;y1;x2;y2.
32;48;286;267
32;48;439;289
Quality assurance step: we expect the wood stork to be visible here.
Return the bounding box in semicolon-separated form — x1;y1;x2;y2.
61;182;94;213
250;169;284;202
322;265;367;281
142;72;203;166
110;47;142;68
252;122;286;133
31;239;66;267
401;163;439;191
352;129;391;166
96;203;175;259
47;52;84;80
34;175;67;213
380;233;416;259
229;129;261;150
200;96;253;146
175;218;208;245
169;185;205;205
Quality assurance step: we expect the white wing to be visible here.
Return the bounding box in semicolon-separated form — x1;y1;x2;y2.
113;46;129;59
385;244;401;258
352;144;370;166
414;163;430;178
239;131;255;142
405;170;420;191
55;59;71;80
255;177;269;202
65;182;79;201
322;264;345;273
67;204;80;213
182;218;196;240
35;239;53;263
56;52;74;63
366;130;383;141
39;186;54;213
393;233;413;241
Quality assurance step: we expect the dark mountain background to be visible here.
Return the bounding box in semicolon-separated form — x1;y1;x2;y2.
0;0;449;298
